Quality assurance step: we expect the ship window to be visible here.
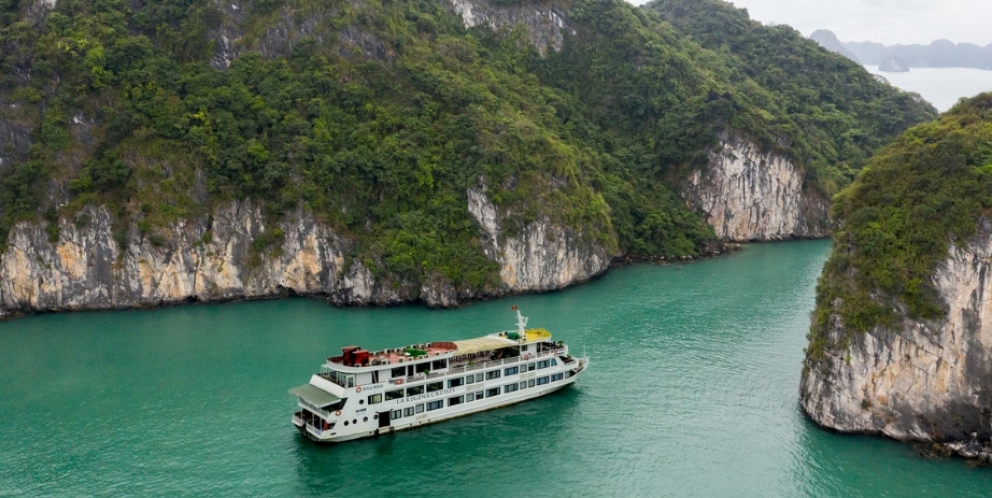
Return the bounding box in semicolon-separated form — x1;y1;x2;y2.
415;362;431;374
504;366;519;376
427;400;443;411
519;382;526;390
392;367;406;378
504;383;518;393
368;394;382;404
537;376;550;385
448;396;464;407
427;382;443;392
386;389;404;401
486;370;501;380
406;385;424;396
527;363;535;372
448;377;464;388
465;375;476;385
551;359;558;366
552;373;564;382
522;345;528;351
432;359;448;370
466;392;475;402
404;407;415;417
528;379;536;388
416;404;425;414
344;375;356;387
475;373;484;383
486;387;501;398
391;410;402;420
475;390;484;400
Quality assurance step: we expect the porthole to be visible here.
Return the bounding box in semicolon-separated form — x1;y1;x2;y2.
344;421;349;426
373;414;379;420
363;417;368;422
353;419;357;424
359;400;365;405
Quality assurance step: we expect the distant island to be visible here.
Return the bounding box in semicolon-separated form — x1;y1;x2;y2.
878;56;909;73
811;30;992;71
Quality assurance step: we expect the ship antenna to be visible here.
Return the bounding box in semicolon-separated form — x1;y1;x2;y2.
512;306;527;335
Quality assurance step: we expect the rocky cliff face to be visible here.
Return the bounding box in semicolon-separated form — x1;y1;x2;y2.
0;202;414;315
682;138;830;242
448;0;575;56
467;188;610;292
0;192;612;317
801;218;992;442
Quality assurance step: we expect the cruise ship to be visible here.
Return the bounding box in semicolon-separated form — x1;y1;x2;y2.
290;308;589;443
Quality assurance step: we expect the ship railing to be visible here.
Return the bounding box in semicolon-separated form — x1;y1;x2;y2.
382;348;568;385
297;398;332;419
390;373;427;385
306;423;323;436
448;349;567;375
293;413;304;427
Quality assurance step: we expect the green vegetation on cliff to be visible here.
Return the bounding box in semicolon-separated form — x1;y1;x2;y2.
0;0;936;291
807;93;992;363
648;0;936;193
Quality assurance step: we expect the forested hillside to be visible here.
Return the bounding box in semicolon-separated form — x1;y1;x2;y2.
0;0;936;308
649;0;935;193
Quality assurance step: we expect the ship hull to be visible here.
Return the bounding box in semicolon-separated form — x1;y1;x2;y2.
295;359;588;444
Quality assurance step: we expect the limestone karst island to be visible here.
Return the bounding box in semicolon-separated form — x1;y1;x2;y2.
2;0;992;494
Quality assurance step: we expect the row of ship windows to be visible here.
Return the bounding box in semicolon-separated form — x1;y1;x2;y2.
390;360;450;378
387;373;566;420
368;359;558;405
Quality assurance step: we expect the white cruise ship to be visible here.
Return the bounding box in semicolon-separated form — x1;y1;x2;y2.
290;308;589;443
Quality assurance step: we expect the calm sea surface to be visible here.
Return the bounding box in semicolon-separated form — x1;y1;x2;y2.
2;240;991;497
865;66;992;112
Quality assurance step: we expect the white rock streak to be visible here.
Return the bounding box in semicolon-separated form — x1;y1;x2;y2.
467;188;609;292
683;139;829;242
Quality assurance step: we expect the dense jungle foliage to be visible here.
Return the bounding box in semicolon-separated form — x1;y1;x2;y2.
648;0;937;194
806;93;992;364
0;0;936;290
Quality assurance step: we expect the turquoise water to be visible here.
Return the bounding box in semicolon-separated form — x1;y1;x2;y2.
2;240;991;497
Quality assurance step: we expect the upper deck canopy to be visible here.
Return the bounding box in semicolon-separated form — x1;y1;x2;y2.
452;336;517;355
289;383;340;407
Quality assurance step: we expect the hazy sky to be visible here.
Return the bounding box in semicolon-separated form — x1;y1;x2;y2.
631;0;992;46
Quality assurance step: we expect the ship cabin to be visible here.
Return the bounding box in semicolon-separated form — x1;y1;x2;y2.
290;327;572;424
318;328;568;390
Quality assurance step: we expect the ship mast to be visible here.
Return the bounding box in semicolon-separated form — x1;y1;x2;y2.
513;306;528;335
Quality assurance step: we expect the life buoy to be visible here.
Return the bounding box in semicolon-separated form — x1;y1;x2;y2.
524;355;530;360
396;379;404;385
356;386;362;393
335;410;342;416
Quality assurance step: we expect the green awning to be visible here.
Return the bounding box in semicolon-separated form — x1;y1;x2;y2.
289;384;340;407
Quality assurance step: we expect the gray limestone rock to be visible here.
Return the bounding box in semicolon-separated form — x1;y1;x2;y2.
681;137;830;242
801;218;992;443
